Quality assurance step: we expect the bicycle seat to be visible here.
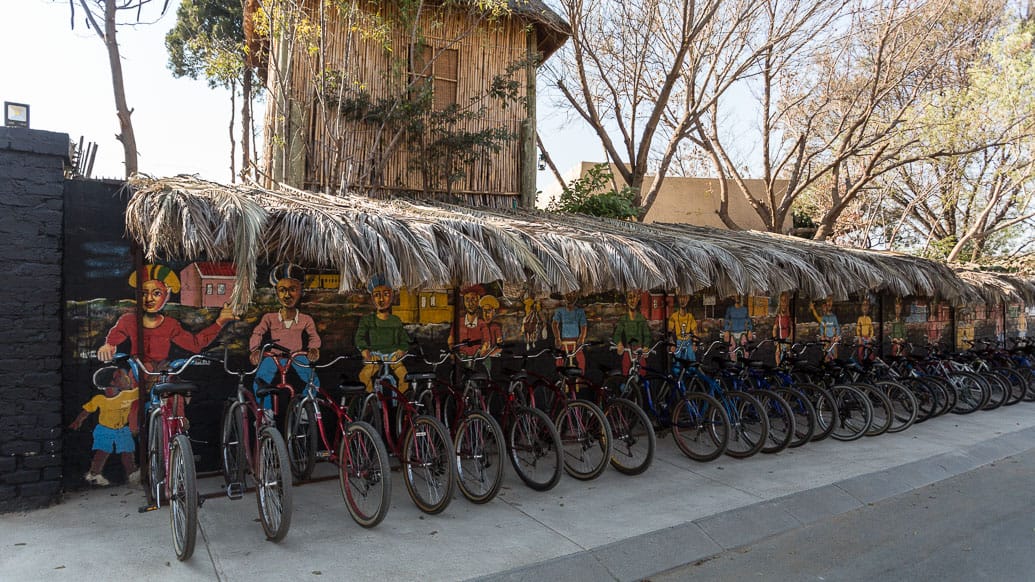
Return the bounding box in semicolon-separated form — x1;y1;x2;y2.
334;382;367;396
405;372;438;382
463;370;491;382
558;366;584;378
255;384;281;399
505;369;528;381
153;382;196;397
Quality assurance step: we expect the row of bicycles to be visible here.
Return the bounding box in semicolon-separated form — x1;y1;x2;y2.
110;333;1035;561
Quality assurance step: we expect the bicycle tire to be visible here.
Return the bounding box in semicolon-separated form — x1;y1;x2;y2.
798;383;837;442
900;377;937;423
221;401;248;487
997;367;1028;406
605;397;655;475
671;392;729;462
169;434;198;561
507;405;562;491
774;387;816;448
859;383;893;437
454;411;505;503
146;407;164;506
754;389;795;454
1019;368;1035;402
828;384;873;441
285;396;319;481
402;415;456;514
358;393;384;438
981;372;1009;410
948;371;988;414
876;380;917;433
722;391;769;459
555;399;612;480
926;375;956;416
338;420;391;528
255;426;293;541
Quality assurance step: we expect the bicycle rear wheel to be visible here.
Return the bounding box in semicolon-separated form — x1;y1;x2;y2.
285;396;319;481
555;400;612;480
828;384;873;441
774;387;816;448
876;380;917;433
256;426;293;541
671;393;729;462
799;383;837;442
221;401;248;487
146;407;164;506
507;405;562;491
169;434;198;561
402;415;456;514
339;420;391;528
454;411;505;503
754;389;795;454
605;397;655;475
949;372;988;414
723;391;769;459
860;384;893;437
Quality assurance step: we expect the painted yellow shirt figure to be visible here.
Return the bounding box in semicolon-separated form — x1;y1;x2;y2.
668;310;697;341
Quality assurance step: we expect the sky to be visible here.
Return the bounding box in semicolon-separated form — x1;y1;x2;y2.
1;0;601;196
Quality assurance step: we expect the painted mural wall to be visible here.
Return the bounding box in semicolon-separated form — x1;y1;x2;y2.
62;183;1031;490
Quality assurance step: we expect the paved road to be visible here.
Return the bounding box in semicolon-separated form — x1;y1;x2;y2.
651;447;1035;582
3;403;1035;581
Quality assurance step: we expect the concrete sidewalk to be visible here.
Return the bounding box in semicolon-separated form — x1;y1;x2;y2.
4;404;1035;582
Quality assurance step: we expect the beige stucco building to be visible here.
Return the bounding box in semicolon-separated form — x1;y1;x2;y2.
578;162;791;232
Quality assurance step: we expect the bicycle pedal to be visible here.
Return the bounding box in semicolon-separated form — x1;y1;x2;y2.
138;504;158;513
316;450;331;460
226;482;245;500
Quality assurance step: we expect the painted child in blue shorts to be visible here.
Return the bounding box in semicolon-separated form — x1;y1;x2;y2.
70;368;140;486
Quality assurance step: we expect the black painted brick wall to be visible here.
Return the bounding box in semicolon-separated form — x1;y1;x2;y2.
0;127;68;512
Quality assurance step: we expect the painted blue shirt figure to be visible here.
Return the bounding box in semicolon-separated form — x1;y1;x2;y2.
722;295;753;351
810;297;841;360
552;292;588;372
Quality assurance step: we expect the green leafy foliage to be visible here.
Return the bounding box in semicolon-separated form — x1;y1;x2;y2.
165;0;245;89
547;164;639;219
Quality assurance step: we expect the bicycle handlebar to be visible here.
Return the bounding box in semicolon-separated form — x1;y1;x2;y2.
115;352;214;378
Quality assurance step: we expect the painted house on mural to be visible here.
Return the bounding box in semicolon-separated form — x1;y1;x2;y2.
260;0;569;208
180;262;236;308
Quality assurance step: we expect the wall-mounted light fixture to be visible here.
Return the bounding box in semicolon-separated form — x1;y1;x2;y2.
4;102;30;128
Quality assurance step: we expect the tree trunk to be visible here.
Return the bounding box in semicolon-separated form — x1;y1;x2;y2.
241;67;253;181
102;0;137;177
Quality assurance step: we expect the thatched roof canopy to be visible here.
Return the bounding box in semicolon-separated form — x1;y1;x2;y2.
124;176;1034;312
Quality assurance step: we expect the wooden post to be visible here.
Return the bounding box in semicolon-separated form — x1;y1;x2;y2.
519;33;539;209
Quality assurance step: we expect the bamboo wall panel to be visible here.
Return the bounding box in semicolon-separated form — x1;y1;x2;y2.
266;0;532;204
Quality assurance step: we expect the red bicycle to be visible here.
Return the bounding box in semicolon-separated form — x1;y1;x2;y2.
218;345;293;542
356;352;456;514
283;352;392;527
409;347;506;504
113;353;210;561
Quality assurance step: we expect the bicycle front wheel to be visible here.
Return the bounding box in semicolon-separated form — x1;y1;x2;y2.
339;420;391;528
146;407;164;506
454;411;505;504
507;406;562;491
255;427;293;541
723;391;770;459
221;401;248;488
605;397;655;475
555;400;612;480
754;389;795;454
829;384;873;442
285;396;319;481
402;415;456;515
169;434;198;561
671;393;729;462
